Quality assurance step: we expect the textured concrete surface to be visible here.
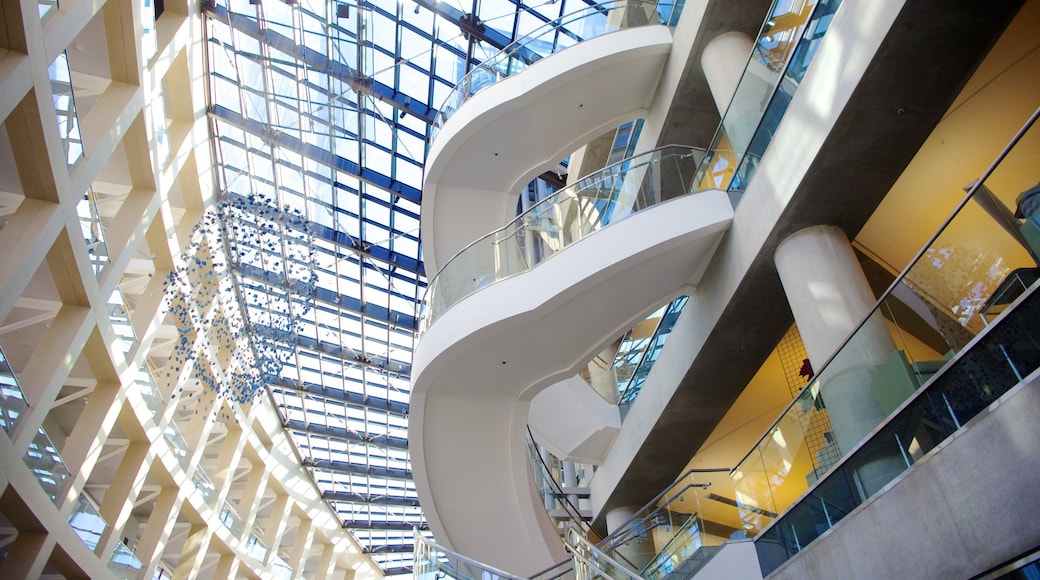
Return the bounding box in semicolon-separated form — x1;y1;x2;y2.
770;371;1040;579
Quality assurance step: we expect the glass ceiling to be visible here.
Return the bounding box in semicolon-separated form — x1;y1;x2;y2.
202;0;601;574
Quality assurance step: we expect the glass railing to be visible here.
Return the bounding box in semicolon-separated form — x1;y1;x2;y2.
108;541;144;579
270;554;294;580
135;366;166;418
163;422;191;471
192;466;218;507
420;146;706;331
432;0;682;139
0;346;27;435
695;0;842;201
68;492;145;577
77;190;110;277
565;523;642;580
24;426;71;505
526;429;595;540
592;469;737;577
413;528;526;580
244;532;269;563
219;501;245;537
755;283;1040;575
68;492;107;552
108;290;138;358
47;51;85;169
141;0;158;63
618;295;689;405
734;108;1040;565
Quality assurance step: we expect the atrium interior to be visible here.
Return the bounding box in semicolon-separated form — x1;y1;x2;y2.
0;0;1038;578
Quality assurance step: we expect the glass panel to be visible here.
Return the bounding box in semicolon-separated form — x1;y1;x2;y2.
744;111;1040;571
422;146;706;331
77;189;110;277
163;422;191;471
108;542;144;579
68;492;108;553
24;427;71;505
48;51;85;168
433;0;684;138
0;346;27;435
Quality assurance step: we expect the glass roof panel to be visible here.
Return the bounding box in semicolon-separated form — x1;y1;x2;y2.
204;0;601;573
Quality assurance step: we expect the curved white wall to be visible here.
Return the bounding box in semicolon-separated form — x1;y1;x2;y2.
411;191;733;573
420;26;674;272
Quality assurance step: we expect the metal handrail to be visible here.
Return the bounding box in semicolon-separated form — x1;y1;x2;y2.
565;522;643;580
412;528;527;580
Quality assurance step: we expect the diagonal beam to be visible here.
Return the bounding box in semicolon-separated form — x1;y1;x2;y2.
203;4;436;123
234;263;419;332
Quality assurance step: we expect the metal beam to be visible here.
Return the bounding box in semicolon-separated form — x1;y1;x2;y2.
283;419;409;451
210;105;423;206
222;191;425;278
234;263;419;332
323;491;419;508
272;376;409;416
304;457;412;480
343;521;425;531
363;544;415;554
203;4;437;123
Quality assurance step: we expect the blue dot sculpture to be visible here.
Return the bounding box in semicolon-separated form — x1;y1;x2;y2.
161;192;317;414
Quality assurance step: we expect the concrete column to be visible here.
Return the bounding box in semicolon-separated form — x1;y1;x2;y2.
97;442;150;560
172;524;212;580
775;225;903;494
136;486;184;579
0;532;53;579
701;32;772;154
562;461;580;508
316;542;338;580
606;505;655;570
213;551;241;579
289;517;314;577
261;492;293;568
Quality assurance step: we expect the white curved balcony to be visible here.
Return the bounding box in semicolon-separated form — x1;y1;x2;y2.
411;145;734;573
421;3;678;272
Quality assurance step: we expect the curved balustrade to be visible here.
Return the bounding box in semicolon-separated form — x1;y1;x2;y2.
421;145;706;331
432;0;682;139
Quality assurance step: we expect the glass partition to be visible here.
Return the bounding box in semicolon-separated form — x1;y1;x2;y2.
734;109;1040;561
433;0;683;139
0;346;27;435
421;146;705;331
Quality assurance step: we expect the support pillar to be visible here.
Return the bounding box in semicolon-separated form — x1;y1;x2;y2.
775;225;902;494
606;506;655;570
701;32;773;158
289;516;314;577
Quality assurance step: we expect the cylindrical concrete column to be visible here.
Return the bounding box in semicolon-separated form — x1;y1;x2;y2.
606;505;656;569
701;31;773;154
775;226;898;461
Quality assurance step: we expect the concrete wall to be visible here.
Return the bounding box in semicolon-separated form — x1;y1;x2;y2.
770;370;1040;579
